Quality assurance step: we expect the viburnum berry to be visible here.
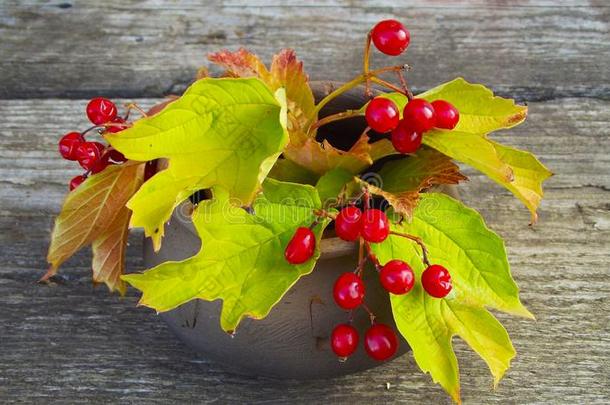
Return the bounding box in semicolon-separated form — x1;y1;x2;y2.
333;272;365;310
421;264;453;298
86;97;118;125
335;206;362;241
431;100;459;130
371;19;410;56
285;227;316;264
330;323;359;358
69;174;87;191
403;98;436;133
90;153;111;174
58;132;84;161
391;120;422;154
361;209;389;243
104;117;128;134
365;97;400;133
364;323;398;361
75;141;105;171
379;260;415;295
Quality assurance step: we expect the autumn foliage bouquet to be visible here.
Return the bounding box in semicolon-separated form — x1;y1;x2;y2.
44;19;551;403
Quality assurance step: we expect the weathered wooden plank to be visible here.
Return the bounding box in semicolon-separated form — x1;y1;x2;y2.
1;1;608;99
0;96;609;403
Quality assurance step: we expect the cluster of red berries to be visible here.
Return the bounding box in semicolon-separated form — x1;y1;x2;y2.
57;97;128;190
285;201;453;362
366;19;460;154
365;97;459;154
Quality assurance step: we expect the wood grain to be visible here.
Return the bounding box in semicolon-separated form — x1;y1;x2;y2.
1;1;609;403
0;1;608;100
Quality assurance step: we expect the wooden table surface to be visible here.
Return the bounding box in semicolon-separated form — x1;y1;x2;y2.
1;1;609;403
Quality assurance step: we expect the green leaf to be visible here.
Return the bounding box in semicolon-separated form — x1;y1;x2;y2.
268;158;319;185
372;78;527;134
122;179;330;333
315;167;354;208
371;193;532;403
106;78;288;250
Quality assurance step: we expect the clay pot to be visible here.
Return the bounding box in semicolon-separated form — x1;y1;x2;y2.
143;82;457;379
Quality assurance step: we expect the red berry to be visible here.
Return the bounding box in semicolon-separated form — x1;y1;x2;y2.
69;174;87;191
285;227;316;264
90;153;111;174
380;260;415;295
335;206;362;241
86;97;118;125
365;97;400;133
421;264;453;298
107;149;127;163
403;98;436;133
391;120;422;154
330;324;359;358
371;19;410;56
104;117;128;134
58;132;84;161
364;323;398;361
333;272;365;310
431;100;459;130
75;141;105;171
361;209;389;243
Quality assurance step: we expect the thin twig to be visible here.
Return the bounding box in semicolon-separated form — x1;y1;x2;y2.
308;109;364;134
361;303;376;325
390;231;431;267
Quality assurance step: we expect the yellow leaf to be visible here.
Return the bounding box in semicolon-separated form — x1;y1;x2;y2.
491;141;553;224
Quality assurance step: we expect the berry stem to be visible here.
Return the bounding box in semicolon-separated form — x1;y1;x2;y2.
80;125;103;137
124;103;148;119
390;231;431;266
363;31;373;98
307;64;409;130
363;187;371;210
361;302;376;325
396;69;414;101
364;241;382;271
370;76;407;96
355;238;365;276
308;109;363;134
105;121;133;130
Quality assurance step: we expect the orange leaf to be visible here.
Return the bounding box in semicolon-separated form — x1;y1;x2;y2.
208;47;273;83
269;49;316;133
284;134;374;175
43;162;144;294
91;206;131;295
